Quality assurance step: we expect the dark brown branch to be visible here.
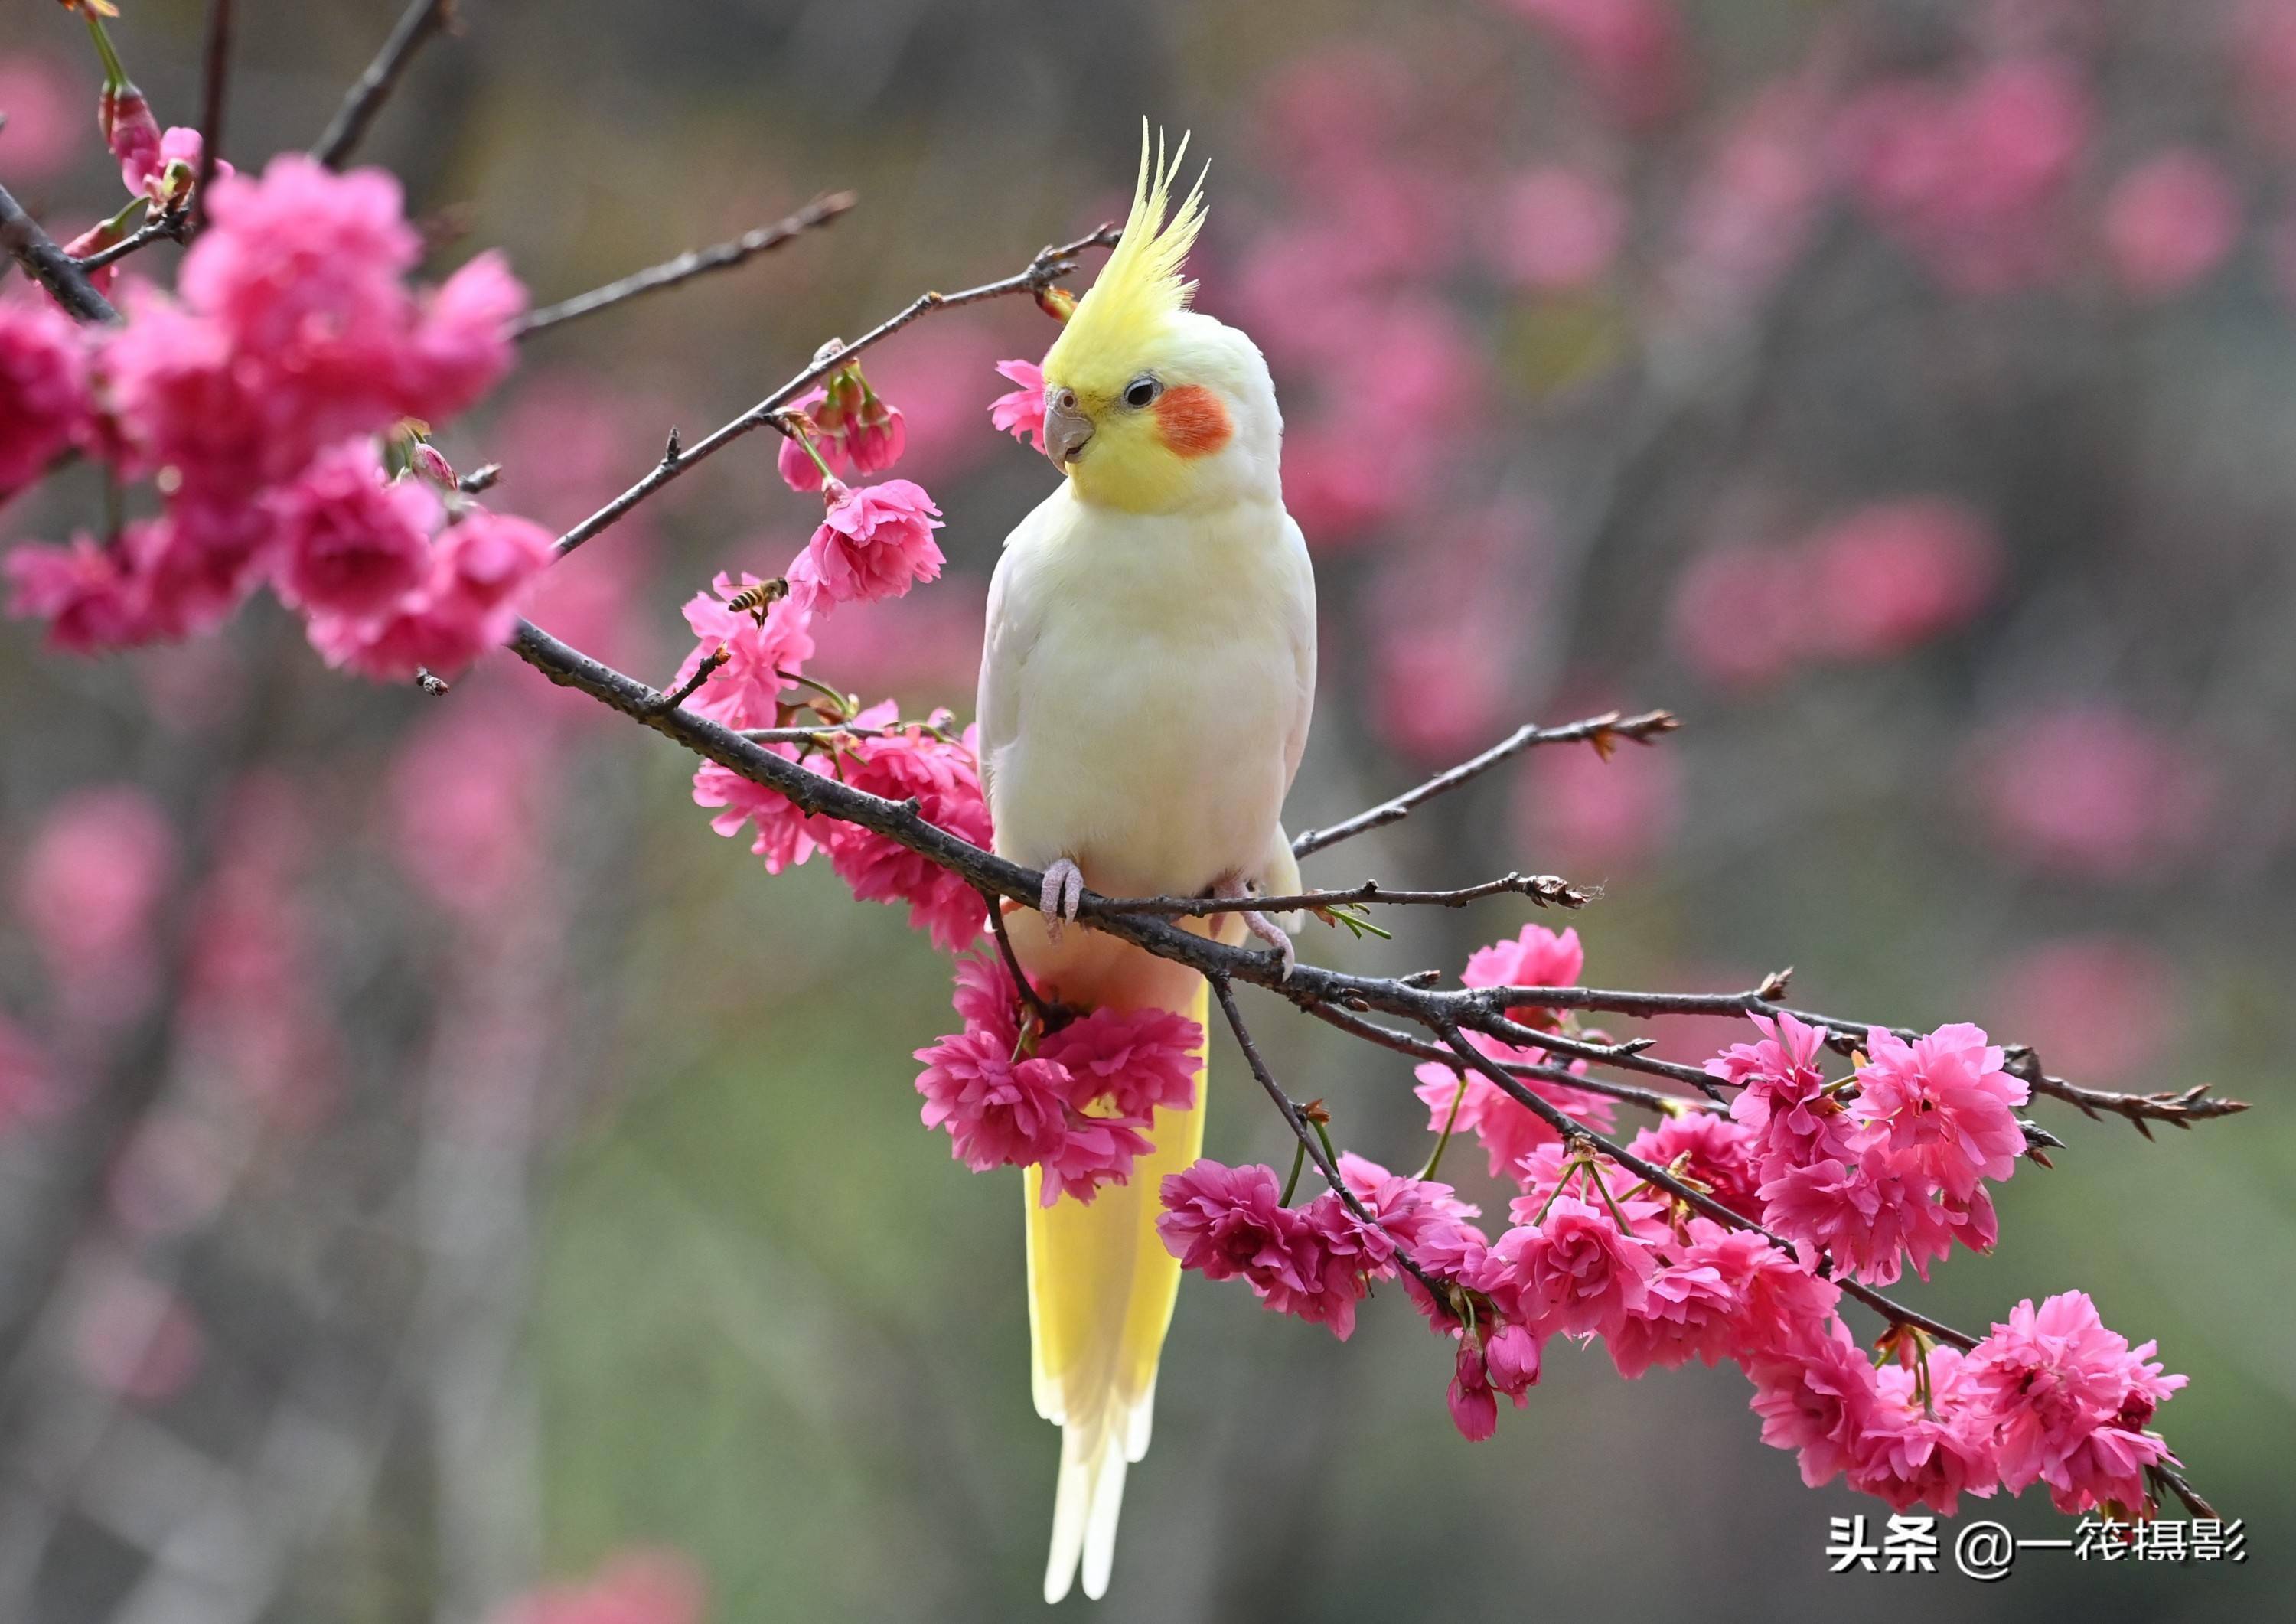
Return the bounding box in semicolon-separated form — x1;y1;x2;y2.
0;183;121;324
192;0;234;232
1489;982;2250;1132
984;895;1061;1029
1302;1000;1690;1116
653;644;729;713
456;461;501;495
1211;977;1447;1303
73;207;191;272
550;223;1120;561
1291;709;1679;858
1101;872;1590;918
1432;1027;1978;1352
313;0;457;169
514;191;857;338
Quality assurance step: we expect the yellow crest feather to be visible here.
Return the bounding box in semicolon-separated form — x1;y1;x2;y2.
1046;123;1207;379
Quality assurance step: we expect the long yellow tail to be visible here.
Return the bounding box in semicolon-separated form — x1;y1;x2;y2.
1024;977;1208;1603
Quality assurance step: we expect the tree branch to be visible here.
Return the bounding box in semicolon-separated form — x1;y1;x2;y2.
71;206;191;272
191;0;234;232
1479;982;2250;1131
313;0;458;170
549;223;1120;560
1290;709;1679;858
0;183;121;324
1211;976;1448;1303
1097;872;1590;918
514;191;857;338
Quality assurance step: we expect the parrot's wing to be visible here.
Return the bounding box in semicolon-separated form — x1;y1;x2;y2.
1277;510;1317;799
976;495;1063;811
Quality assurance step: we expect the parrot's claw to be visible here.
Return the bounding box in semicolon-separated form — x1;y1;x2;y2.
1039;857;1086;941
1241;908;1296;980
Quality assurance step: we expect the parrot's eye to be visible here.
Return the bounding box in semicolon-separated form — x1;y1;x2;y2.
1123;376;1163;409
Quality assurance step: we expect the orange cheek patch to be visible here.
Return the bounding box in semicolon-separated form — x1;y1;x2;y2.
1153;385;1233;457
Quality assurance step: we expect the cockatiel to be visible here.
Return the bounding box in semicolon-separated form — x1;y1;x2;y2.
976;129;1317;1602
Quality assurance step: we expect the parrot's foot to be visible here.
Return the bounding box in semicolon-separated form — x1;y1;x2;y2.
1039;857;1085;941
1212;871;1296;980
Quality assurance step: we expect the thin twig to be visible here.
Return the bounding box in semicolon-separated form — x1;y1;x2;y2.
456;462;501;495
0;184;120;324
1433;1026;1977;1352
1097;872;1590;918
191;0;234;233
652;644;728;713
983;894;1061;1028
514;191;857;338
1291;709;1678;858
1212;977;1446;1303
313;0;457;169
550;223;1120;560
1493;982;2251;1131
1301;1000;1691;1116
72;207;191;272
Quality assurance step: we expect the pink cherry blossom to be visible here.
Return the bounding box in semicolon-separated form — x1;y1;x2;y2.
1492;167;1626;292
843;399;907;475
1678;1218;1839;1361
1448;1337;1500;1440
1274;1191;1397;1339
16;783;175;1026
0;293;92;494
1037;1002;1201;1120
1848;1347;2000;1515
1854;1022;2029;1200
1756;1146;1960;1286
693;761;821;874
1338;1152;1481;1257
674;572;817;729
1483;1322;1544;1404
989;357;1048;454
819;706;989;950
5;533;151;651
1607;1249;1738;1380
1478;1195;1657;1340
1716;1012;1857;1179
1962;1291;2185;1514
1158;1159;1303;1286
100;81;161;195
1744;1316;1880;1487
1802;498;1999;660
1966;705;2216;878
1832;58;2092;295
2103;150;2242;301
307;510;551;682
786;479;944;613
1623;1110;1763;1218
1463;923;1584;1025
268;441;440;621
915;1025;1078;1172
1668;543;1810;690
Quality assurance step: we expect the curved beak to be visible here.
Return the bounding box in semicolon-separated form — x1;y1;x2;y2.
1043;388;1094;469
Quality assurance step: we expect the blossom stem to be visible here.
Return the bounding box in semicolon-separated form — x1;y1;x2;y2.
1279;1139;1307;1207
84;15;130;89
778;413;841;486
1419;1075;1469;1182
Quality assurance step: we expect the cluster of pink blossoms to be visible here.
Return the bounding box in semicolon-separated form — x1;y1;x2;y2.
773;367;908;492
1409;925;1621;1178
1721;1012;2030;1284
1155;919;2186;1518
675;572;987;950
1670;497;1999;691
4;155;542;679
914;953;1202;1205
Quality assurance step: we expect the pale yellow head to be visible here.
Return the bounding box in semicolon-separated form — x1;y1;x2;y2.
1039;125;1283;514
